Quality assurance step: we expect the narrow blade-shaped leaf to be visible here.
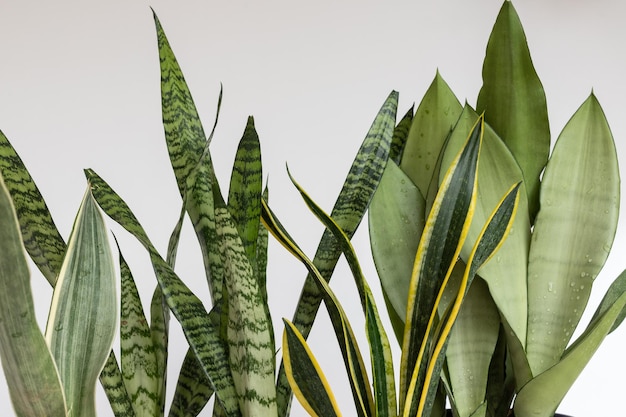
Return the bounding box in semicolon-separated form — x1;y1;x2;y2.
118;247;160;417
0;177;67;417
168;348;213;417
99;353;135;417
0;130;66;285
526;93;619;375
277;90;397;416
261;201;374;417
440;105;529;343
154;11;206;197
282;319;342;417
476;1;550;220
390;106;414;164
400;115;483;412
216;203;277;416
45;188;117;417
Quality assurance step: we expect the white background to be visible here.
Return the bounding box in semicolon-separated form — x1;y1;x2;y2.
1;0;625;416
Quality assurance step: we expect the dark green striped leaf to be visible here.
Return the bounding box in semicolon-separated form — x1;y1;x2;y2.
84;169;240;417
99;353;135;417
282;319;341;417
0;130;66;285
168;348;213;417
390;107;414;164
277;90;397;416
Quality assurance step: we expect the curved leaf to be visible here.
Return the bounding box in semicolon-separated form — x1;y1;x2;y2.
0;130;66;285
526;93;619;375
476;0;550;221
45;188;117;417
0;176;67;417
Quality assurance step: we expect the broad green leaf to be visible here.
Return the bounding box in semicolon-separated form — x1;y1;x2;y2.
369;160;425;331
526;94;619;375
154;11;206;198
441;105;529;344
261;200;374;417
215;203;277;417
282;319;342;417
443;278;499;417
99;353;135;417
168;348;213;417
277;90;397;416
514;280;626;417
400;116;483;414
45;188;117;417
400;71;462;199
0;177;67;417
0;130;66;285
84;169;240;417
476;0;550;221
118;248;160;417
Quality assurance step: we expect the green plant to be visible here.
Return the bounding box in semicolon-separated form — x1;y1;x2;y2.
268;2;626;417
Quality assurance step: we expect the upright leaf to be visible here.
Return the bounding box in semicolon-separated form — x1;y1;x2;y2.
0;177;67;417
526;94;619;375
45;188;117;417
476;1;550;220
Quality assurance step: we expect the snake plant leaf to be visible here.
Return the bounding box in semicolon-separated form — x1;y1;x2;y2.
591;270;626;333
154;11;207;198
168;347;213;417
84;169;240;417
407;182;521;417
276;90;397;417
443;277;500;417
45;187;117;417
0;177;67;417
390;106;414;164
214;202;277;417
117;246;161;417
476;1;550;222
400;115;483;412
514;274;626;417
227;116;262;266
441;105;530;344
0;130;66;285
526;93;619;375
282;319;342;417
288;170;397;417
261;200;374;417
400;71;463;200
369;159;425;335
150;285;169;416
99;353;135;417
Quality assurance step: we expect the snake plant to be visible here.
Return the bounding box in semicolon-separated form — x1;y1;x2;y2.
367;2;626;417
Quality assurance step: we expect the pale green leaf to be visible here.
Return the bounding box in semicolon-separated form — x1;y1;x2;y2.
0;176;67;417
526;93;619;375
45;188;117;417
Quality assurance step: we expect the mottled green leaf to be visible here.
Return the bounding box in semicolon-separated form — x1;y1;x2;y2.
277;90;397;417
99;353;135;417
476;1;550;221
84;169;240;417
0;130;66;285
45;188;117;417
526;94;619;375
390;107;414;164
282;319;342;417
0;176;67;417
168;348;213;417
